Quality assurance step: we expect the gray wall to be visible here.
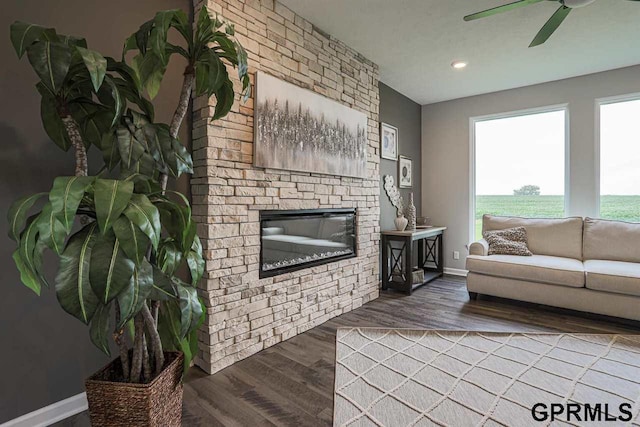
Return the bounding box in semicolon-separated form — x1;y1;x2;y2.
0;0;190;422
379;83;422;230
421;65;640;271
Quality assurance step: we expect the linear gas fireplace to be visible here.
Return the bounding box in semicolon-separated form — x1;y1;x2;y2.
259;209;357;278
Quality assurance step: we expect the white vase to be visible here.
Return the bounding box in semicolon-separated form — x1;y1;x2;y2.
395;214;408;231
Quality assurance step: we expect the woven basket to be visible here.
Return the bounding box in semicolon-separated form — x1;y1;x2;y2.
85;351;183;426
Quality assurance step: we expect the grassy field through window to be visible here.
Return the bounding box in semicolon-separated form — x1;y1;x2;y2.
474;195;640;241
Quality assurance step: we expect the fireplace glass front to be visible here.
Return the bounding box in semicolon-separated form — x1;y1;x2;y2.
259;209;357;278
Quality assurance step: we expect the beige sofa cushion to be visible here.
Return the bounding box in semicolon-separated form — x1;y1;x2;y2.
583;217;640;263
482;215;583;260
466;254;585;288
584;259;640;297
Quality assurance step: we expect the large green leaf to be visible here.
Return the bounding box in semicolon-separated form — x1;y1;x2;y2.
116;125;145;169
157;239;183;276
27;41;72;94
149;266;176;301
123;194;161;250
150;10;176;64
75;46;106;91
117;260;153;327
155;191;195;252
49;176;94;233
99;132;120;170
36;203;67;255
170;136;193;177
131;53;165;99
70;102;113;148
39;87;71;151
112;215;148;265
157;297;181;350
89;230;135;304
10;21;49;58
195;50;226;97
7;192;47;242
13;214;47;295
55;223;100;324
100;76;124;128
179;296;205;373
186;236;204;286
176;283;203;338
150;125;192;177
212;79;235;121
107;58;156;120
93;179;134;234
89;303;111;356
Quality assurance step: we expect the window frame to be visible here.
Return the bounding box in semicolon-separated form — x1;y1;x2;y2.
468;104;570;244
594;92;640;219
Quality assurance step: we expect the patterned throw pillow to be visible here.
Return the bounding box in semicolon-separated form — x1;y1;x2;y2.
483;226;533;256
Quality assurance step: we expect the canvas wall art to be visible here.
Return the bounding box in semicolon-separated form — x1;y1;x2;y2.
380;122;398;160
399;156;412;188
254;72;369;178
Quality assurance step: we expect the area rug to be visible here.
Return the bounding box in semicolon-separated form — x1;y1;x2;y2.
333;328;640;426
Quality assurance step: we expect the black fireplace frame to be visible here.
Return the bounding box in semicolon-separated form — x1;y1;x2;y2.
259;208;357;278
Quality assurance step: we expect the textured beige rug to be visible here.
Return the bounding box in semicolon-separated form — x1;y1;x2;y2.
334;328;640;427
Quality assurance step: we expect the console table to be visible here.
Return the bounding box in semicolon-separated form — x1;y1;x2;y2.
381;227;446;295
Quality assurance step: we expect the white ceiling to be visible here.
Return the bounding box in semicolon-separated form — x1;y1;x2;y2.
279;0;640;105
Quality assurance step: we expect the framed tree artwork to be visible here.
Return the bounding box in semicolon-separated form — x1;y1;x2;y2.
254;72;368;178
399;155;412;188
380;122;398;160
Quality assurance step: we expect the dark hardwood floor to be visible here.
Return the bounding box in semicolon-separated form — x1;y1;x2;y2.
57;276;640;426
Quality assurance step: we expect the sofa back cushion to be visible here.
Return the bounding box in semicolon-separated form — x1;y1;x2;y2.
482;215;583;259
583;217;640;263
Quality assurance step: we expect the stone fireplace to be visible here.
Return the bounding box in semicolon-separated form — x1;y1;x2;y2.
192;0;380;374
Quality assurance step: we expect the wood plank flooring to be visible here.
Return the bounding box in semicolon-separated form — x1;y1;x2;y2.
57;276;640;426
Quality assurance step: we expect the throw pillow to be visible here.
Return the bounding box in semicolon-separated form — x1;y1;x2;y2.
483;226;532;256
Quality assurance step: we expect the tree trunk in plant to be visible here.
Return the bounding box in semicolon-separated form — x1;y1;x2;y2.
114;305;130;381
60;115;88;177
130;314;145;383
169;69;194;140
142;336;151;381
142;302;164;376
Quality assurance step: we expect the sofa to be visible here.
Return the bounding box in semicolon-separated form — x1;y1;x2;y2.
466;215;640;321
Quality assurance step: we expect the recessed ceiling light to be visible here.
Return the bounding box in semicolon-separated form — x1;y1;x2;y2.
451;61;468;70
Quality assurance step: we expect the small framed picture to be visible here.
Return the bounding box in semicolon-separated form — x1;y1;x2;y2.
398;156;412;188
380;123;398;160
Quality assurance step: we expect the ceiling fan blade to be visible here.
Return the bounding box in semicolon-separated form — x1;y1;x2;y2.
529;5;572;47
464;0;546;21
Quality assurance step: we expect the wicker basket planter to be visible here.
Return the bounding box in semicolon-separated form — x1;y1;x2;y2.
85;352;184;426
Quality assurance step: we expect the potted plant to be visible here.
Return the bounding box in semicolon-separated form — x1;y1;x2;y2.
8;7;249;426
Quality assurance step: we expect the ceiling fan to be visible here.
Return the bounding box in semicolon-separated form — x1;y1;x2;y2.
464;0;639;48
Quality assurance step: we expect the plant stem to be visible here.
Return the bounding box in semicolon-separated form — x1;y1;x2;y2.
60;115;88;177
130;314;145;383
151;300;160;326
141;69;194;378
169;68;195;140
114;304;130;381
142;302;165;376
142;335;151;382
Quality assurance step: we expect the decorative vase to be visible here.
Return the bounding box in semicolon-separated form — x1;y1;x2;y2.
394;214;408;231
406;193;417;231
85;352;184;426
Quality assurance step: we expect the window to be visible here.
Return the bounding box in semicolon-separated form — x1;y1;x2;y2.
599;98;640;223
472;108;567;241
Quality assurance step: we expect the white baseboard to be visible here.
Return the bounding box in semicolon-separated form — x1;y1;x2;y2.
1;392;87;427
444;267;468;277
